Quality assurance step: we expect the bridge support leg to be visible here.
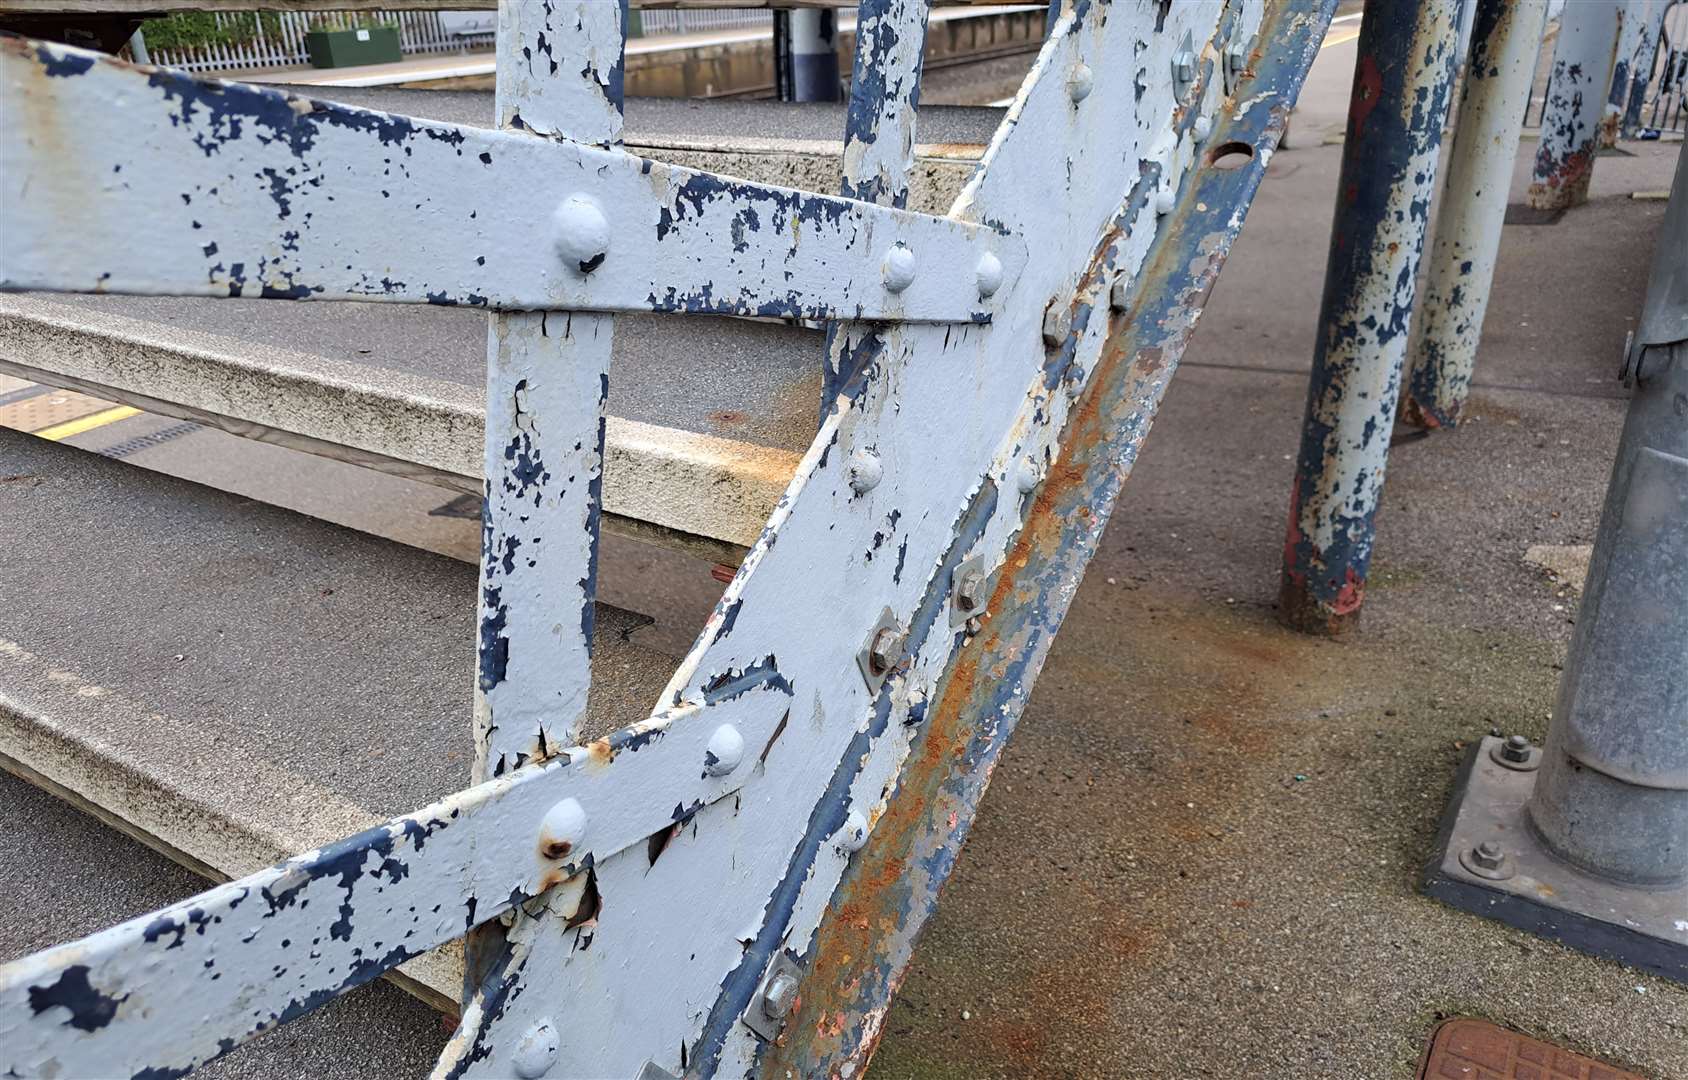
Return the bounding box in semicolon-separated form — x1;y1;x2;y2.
1620;3;1663;138
1277;0;1466;636
1403;0;1550;430
1423;151;1688;983
1600;0;1655;148
1529;0;1623;209
775;9;841;102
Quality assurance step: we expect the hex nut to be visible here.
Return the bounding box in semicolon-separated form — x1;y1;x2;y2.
868;627;898;675
1109;274;1131;311
1192;115;1213;143
1042;301;1073;348
955;569;985;612
1173;50;1196;88
762;972;800;1019
1489;733;1541;772
1459;839;1514;881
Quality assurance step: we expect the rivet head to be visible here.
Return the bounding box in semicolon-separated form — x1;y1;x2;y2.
762;972;800;1019
847;448;883;494
552;194;609;275
1155;189;1177;216
1068;62;1094;103
882;243;917;293
1192;115;1213;143
1042;301;1073;348
839;808;870;852
703;724;745;777
512;1018;560;1079
538;798;588;862
867;628;898;675
974;252;1004;299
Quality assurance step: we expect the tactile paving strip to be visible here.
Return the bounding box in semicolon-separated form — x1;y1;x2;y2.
1419;1018;1644;1080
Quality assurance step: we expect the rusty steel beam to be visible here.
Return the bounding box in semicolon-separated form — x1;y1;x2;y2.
760;3;1337;1071
1403;0;1550;429
1277;0;1465;636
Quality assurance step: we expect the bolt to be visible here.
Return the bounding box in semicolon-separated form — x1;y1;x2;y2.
1192;115;1213;143
882;243;917;293
552;194;609;275
974;252;1004;299
840;808;871;852
1501;734;1532;763
538;798;587;862
1471;841;1506;871
761;972;800;1020
965;615;983;634
867;627;899;675
847;448;883;494
703;723;745;777
511;1018;560;1078
1172;50;1196;91
956;568;985;613
1109;274;1131;311
1155;189;1176;216
1042;301;1072;348
1068;62;1094;103
1015;457;1042;493
1224;42;1248;87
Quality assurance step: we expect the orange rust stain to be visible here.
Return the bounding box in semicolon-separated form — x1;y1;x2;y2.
587;739;615;766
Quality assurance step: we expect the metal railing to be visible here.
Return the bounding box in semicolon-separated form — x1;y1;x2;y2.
132;7;778;74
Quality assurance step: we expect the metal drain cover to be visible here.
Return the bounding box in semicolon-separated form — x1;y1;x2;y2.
1418;1018;1643;1080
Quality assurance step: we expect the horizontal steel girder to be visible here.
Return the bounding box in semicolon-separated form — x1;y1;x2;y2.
0;680;790;1079
0;40;1021;323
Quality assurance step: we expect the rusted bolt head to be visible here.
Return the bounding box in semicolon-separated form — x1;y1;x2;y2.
867;627;900;676
762;972;800;1020
839;808;871;853
1173;50;1196;86
847;448;883;494
975;252;1004;299
704;723;745;777
956;569;985;612
538;798;587;862
1501;734;1532;762
1042;301;1072;348
882;243;917;293
1109;274;1131;312
1192;115;1213;144
1068;62;1094;103
552;194;609;275
1471;841;1505;870
511;1018;560;1078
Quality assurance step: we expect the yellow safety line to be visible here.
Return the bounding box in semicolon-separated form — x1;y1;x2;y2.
32;405;141;442
1322;28;1362;50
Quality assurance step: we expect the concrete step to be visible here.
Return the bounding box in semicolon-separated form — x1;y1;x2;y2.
0;427;685;1008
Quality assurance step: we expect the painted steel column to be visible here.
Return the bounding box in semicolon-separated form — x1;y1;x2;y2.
1404;0;1551;429
1526;149;1688;887
1601;0;1654;147
775;8;841;102
1278;0;1466;636
1620;3;1663;137
125;28;149;65
1528;0;1623;209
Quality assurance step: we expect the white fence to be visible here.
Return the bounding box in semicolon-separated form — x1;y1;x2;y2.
135;8;773;74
